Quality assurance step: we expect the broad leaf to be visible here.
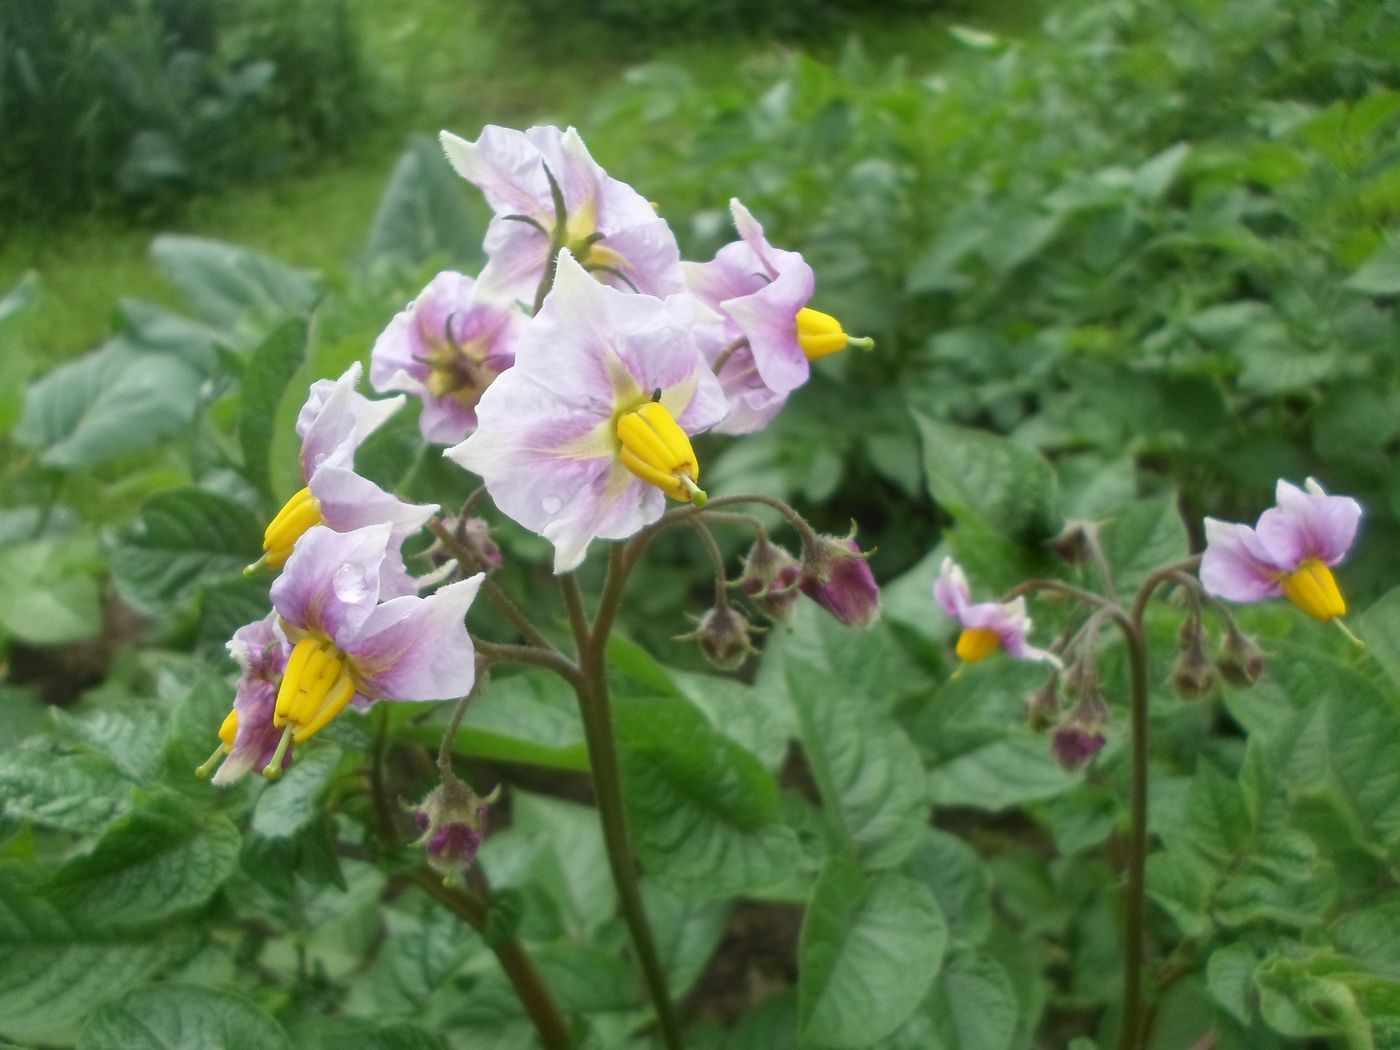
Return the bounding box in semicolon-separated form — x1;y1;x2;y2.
0;536;103;645
78;983;291;1050
798;857;947;1047
364;136;484;265
239;318;310;501
151;235;319;333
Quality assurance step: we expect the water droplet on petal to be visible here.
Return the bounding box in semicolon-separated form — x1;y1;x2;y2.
333;563;373;606
542;496;562;515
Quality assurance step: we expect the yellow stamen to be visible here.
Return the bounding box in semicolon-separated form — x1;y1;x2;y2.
795;307;874;360
218;709;239;749
260;487;323;569
956;627;1002;663
274;636;359;744
1279;558;1346;622
616;401;706;504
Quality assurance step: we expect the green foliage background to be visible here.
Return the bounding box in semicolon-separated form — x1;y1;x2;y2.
3;0;1400;1046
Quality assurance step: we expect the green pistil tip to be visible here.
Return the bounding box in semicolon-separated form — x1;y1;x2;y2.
194;744;225;780
848;336;875;352
262;725;294;780
244;553;269;578
682;475;708;508
1334;618;1365;648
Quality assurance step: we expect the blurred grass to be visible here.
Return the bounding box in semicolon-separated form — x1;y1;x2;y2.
0;0;1037;366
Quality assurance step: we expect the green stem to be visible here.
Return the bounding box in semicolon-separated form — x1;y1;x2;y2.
411;869;574;1050
560;568;684;1050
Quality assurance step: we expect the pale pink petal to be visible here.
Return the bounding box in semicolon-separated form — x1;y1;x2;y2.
298;363;403;479
441;127;551;221
348;575;483;701
730;199;784;279
272;524;389;643
1256;479;1362;568
369;271;477;393
226;610;286;681
309;465;437;598
720;257;814;397
683;240;768;312
933;557;972;618
476;222;555;306
1200;519;1285;602
595;218;685;297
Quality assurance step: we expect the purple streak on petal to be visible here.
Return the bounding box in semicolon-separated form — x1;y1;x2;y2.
272;524;390;643
682;240;768;311
933;557;972;618
597;218;685;297
226;610;287;681
214;611;290;786
1257;479;1362;568
348;574;482;701
1200;518;1285;603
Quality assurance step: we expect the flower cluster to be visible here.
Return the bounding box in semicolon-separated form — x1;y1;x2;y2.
369;124;873;573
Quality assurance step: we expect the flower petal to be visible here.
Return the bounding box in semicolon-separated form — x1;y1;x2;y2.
933;557;972;618
1257;478;1362;568
297;363;403;479
272;524;390;642
349;574;483;701
309;465;437;598
1200;518;1285;602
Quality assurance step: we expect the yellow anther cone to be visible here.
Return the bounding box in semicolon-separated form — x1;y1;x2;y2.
261;487;324;569
616;401;706;505
1280;559;1346;622
274;637;359;744
956;627;1002;663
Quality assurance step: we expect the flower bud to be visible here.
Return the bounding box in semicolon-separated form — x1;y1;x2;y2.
1052;725;1107;771
458;516;502;571
412;779;492;883
799;532;881;628
1171;616;1216;699
1049;520;1095;566
1216;628;1265;687
688;604;760;671
1025;676;1061;732
738;536;803;626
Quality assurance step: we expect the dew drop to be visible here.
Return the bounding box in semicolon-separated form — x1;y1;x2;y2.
542;495;563;515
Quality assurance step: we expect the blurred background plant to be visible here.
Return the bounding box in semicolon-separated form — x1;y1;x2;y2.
3;0;1400;1046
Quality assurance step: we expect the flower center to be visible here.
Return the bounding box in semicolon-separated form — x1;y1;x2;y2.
956;627;1002;663
615;400;708;506
274;635;359;744
796;307;874;360
262;487;323;568
1279;558;1346;621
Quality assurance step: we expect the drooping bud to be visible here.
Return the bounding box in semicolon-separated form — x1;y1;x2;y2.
687;604;761;671
616;400;707;506
1171;613;1216;700
1052;724;1107;772
799;531;881;628
1216;628;1266;687
1025;676;1061;732
738;536;803;626
438;515;502;572
795;308;874;361
412;779;493;884
1049;520;1096;566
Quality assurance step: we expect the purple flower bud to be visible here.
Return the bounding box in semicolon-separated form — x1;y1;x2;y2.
1052;725;1107;771
412;780;492;881
691;604;760;670
1217;628;1266;688
738;536;803;626
799;533;881;628
1171;614;1216;699
458;516;502;571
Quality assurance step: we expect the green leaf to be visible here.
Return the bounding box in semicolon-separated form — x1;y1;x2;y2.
0;745;134;835
290;1019;447;1050
920;951;1019;1050
251;745;344;840
0;536;103;645
1358;585;1400;690
901;829;993;947
50;792;240;925
346;892;480;1017
78;983;291;1050
1098;492;1189;596
239;318;309;501
912;413;1059;540
1255;952;1390;1046
614;692;800;898
14;342;203;468
798;857;947;1048
928;733;1079;812
447;672;589;773
1346;237;1400;296
108;488;262;614
644;883;731;999
364;136;484;265
151;235;319;333
0;867;187;1044
1208;943;1261;1026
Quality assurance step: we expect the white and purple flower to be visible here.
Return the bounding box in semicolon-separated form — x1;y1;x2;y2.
440;124;683;305
198;612;292;784
259;523;483;768
683;199;870;434
934;557;1058;666
257;363;437;598
446;250;728;573
1201;477;1361;622
370;271;525;445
